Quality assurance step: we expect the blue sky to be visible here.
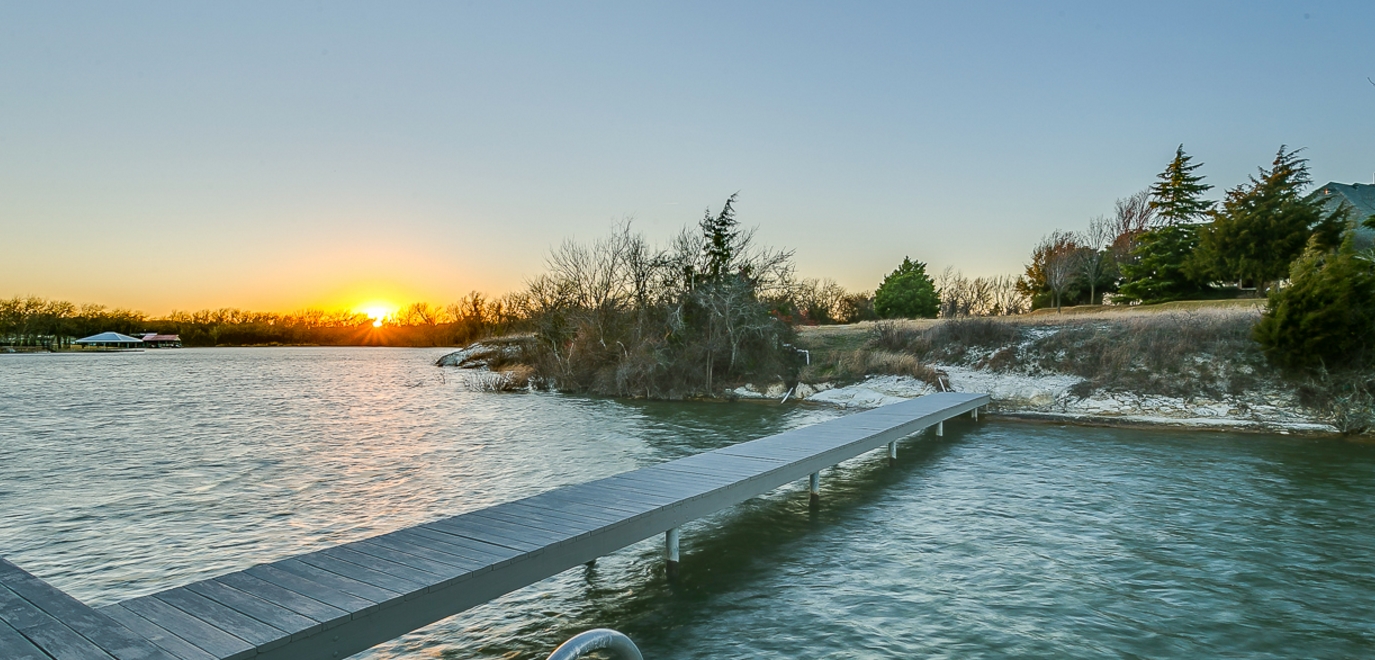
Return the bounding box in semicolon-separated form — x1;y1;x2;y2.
2;1;1372;313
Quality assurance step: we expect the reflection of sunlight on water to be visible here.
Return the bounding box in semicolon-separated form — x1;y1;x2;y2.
0;348;830;611
6;349;1374;659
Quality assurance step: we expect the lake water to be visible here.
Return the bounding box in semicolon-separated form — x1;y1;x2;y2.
2;348;1373;658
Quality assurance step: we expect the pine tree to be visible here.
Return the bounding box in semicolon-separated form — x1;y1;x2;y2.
874;257;940;318
1118;146;1212;302
1199;146;1341;291
1149;145;1213;225
700;193;741;283
1116;224;1203;303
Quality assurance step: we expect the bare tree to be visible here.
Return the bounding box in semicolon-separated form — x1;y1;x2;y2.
989;275;1030;315
1037;231;1080;312
1076;215;1115;305
938;268;1029;317
1110;189;1159;265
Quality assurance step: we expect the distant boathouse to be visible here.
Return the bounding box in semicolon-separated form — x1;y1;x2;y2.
140;333;183;348
72;332;182;348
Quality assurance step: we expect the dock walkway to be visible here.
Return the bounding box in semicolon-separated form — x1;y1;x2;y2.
1;392;988;660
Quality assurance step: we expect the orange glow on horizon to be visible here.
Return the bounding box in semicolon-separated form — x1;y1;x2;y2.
355;302;398;327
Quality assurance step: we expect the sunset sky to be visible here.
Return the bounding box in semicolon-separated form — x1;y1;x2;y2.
3;2;1373;315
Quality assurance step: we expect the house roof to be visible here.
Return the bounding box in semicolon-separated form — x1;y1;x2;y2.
1309;182;1375;245
1310;181;1375;222
141;334;180;341
74;332;144;344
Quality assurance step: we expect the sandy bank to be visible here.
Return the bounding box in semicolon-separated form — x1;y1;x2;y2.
775;369;1338;436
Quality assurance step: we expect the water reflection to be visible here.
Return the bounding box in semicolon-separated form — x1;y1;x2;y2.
3;349;1374;658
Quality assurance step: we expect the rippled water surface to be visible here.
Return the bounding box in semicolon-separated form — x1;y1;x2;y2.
3;348;1373;658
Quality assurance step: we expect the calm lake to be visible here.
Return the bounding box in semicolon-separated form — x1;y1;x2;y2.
2;348;1373;658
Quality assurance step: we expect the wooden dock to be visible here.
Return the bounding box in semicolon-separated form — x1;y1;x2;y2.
1;392;988;660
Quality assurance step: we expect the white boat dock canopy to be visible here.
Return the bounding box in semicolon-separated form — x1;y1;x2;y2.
74;332;145;346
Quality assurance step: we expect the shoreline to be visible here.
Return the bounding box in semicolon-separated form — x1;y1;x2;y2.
736;372;1348;438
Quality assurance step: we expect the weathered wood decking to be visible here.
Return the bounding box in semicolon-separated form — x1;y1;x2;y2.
1;392;988;660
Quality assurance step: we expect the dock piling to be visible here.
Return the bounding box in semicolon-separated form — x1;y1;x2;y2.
937;421;944;437
888;440;897;465
809;472;820;506
665;528;680;578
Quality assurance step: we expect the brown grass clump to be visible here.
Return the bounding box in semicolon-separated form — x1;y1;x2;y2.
800;348;940;386
464;364;537;392
1298;368;1375;434
1017;310;1265;398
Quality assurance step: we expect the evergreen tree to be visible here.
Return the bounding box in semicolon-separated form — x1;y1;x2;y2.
1118;145;1212;302
1199;147;1342;291
700;193;741;283
1254;235;1375;371
1149;145;1214;224
1116;224;1203;303
874;257;940;319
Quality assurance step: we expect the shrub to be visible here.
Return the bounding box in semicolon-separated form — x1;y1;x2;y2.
1254;239;1375;372
874;257;939;319
869;320;922;352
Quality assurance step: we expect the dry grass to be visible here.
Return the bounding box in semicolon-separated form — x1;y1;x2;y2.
799;348;941;385
1013;310;1267;398
462;364;537;392
796;307;1275;400
1023;298;1265;318
1299;368;1375;434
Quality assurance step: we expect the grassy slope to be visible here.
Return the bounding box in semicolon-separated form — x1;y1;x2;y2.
796;301;1276;404
795;300;1373;434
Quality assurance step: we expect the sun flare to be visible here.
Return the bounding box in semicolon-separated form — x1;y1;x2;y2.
356;303;398;328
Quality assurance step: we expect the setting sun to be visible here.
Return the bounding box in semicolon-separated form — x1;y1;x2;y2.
356;303;397;328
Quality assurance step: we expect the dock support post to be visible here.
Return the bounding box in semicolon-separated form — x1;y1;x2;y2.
665;528;680;578
937;421;944;437
888;441;897;466
972;406;978;421
809;472;820;506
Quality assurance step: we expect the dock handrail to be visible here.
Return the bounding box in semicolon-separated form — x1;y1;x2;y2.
546;628;644;660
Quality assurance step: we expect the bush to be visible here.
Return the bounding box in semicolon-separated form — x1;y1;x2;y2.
1254;240;1375;372
874;257;939;319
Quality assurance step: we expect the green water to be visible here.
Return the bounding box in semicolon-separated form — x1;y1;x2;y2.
2;348;1372;658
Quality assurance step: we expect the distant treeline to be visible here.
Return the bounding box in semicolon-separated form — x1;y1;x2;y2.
0;294;524;349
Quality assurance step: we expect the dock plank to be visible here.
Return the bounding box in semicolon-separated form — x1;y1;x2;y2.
400;527;519;564
0;619;53;660
19;618;118;660
152;589;288;650
100;604;216;660
0;560;175;660
240;565;380;615
278;557;411;603
212;573;351;629
118;597;253;660
350;539;476;578
184;580;320;640
316;546;446;587
366;534;489;574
